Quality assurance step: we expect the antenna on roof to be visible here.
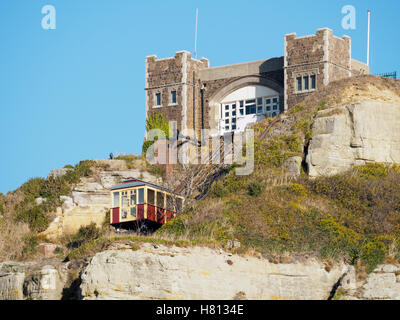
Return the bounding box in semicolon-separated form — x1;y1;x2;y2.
367;9;371;66
194;8;198;59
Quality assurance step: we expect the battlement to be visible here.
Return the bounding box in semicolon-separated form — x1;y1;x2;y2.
145;28;369;139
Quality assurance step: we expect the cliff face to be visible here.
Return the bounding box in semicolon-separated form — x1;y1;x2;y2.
1;245;400;300
306;101;400;177
79;245;346;300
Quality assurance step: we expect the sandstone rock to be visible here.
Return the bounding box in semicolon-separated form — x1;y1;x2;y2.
0;262;66;300
80;246;347;300
306;101;400;177
283;156;302;177
374;264;400;273
35;197;47;205
0;272;25;300
361;272;400;299
48;168;72;179
60;196;75;213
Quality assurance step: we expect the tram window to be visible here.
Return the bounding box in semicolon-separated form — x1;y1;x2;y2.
166;195;174;211
138;188;144;204
130;190;136;205
147;189;155;205
157;192;165;208
113;192;119;207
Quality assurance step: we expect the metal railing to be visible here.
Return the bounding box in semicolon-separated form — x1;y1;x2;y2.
378;71;397;79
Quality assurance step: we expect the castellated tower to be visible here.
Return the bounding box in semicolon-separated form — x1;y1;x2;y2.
284;28;352;109
145;51;209;139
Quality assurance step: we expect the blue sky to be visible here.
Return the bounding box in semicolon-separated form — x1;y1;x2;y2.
0;0;399;194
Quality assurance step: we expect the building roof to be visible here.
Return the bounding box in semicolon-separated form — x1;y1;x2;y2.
110;179;183;197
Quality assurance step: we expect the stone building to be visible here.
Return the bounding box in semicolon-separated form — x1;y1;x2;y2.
145;28;369;139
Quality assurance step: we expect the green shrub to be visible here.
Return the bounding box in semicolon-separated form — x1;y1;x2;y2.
68;223;102;249
355;163;389;179
21;178;46;199
361;239;388;273
64;164;74;169
16;206;49;232
287;183;307;197
143;112;170;154
247;182;263;196
22;233;38;256
211;181;229;198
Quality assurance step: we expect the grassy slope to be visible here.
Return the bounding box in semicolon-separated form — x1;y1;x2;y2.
156;75;400;273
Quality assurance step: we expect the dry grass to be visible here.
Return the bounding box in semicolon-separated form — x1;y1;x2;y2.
0;215;30;261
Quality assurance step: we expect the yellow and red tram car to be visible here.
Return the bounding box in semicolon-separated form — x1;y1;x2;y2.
110;179;184;227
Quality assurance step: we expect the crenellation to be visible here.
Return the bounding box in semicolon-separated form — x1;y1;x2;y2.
145;28;369;139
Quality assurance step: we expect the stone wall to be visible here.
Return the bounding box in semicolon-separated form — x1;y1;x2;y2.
145;51;208;137
284;28;354;109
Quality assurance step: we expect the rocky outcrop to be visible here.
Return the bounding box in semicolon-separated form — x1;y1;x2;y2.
0;261;67;300
80;244;347;300
306;100;400;177
340;264;400;300
2;245;400;300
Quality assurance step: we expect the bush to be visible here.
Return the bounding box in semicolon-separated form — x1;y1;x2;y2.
21;178;46;199
355;163;389;179
287;183;307;197
68;223;102;249
16;206;49;232
247;182;263;196
22;233;38;257
361;239;388;273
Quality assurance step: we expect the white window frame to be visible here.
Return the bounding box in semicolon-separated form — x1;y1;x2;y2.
294;69;319;94
220;94;280;133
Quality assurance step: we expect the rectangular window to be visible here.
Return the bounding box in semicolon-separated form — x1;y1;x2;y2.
171;90;177;104
225;112;229;117
232;104;236;109
296;77;302;91
246;99;256;104
130;190;136;205
311;75;316;89
273;105;278;110
232;124;236;130
130;207;136;217
232;110;236;116
225;119;229;124
113;192;119;207
266;99;271;104
155;93;161;106
245;105;257;115
257;106;263;114
225;105;229;110
273;98;278;103
266;106;271;111
304;76;309;90
257;98;263;105
157;191;165;208
225;125;229;130
239;109;244;116
121;192;128;207
239;101;244;108
147;189;155;205
121;209;128;219
138;188;144;204
232;118;236;123
166;195;174;211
